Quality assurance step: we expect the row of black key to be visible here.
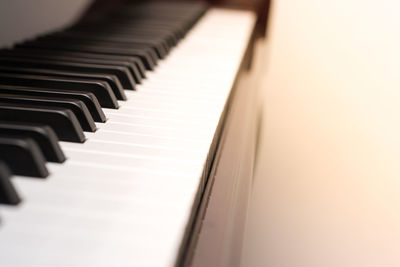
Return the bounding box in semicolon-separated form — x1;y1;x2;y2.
0;2;208;207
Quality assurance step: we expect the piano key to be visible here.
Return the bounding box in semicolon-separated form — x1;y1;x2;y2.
0;122;65;163
91;18;182;40
0;103;86;143
0;85;106;123
36;36;160;62
60;148;202;175
0;161;21;205
0;93;96;132
0;48;141;86
18;41;156;71
0;56;136;91
6;47;147;80
99;29;178;47
60;138;203;159
51;31;168;58
66;29;171;55
0;5;255;267
0;64;127;100
0;73;119;108
69;22;175;49
0;137;48;178
107;22;183;40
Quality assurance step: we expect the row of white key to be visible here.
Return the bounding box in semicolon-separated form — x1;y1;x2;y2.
0;9;256;267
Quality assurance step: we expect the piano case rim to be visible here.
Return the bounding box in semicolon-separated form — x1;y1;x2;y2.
175;14;258;267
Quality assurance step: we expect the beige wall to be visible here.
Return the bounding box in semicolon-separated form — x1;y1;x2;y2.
242;0;400;266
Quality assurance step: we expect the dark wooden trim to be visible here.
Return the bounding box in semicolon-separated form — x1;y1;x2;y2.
174;17;258;267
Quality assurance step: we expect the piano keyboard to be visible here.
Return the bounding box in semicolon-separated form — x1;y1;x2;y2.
0;2;256;266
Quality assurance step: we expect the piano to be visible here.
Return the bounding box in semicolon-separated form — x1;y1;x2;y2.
0;1;268;266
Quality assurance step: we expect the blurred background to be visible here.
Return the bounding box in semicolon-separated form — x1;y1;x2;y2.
241;0;400;266
0;0;90;48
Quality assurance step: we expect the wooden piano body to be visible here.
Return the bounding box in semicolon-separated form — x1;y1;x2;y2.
0;1;270;266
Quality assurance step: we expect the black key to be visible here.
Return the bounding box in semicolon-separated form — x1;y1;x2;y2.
52;31;168;58
11;48;147;79
0;65;127;99
35;36;160;62
72;24;177;47
63;24;171;50
0;73;119;109
0;56;135;91
0;50;141;87
127;56;147;79
68;25;171;52
0;122;65;163
0;103;85;143
0;85;106;123
0;93;96;132
18;41;155;70
104;28;178;47
0;161;21;205
0;137;49;178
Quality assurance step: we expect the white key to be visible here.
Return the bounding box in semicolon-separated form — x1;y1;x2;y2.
0;8;256;267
